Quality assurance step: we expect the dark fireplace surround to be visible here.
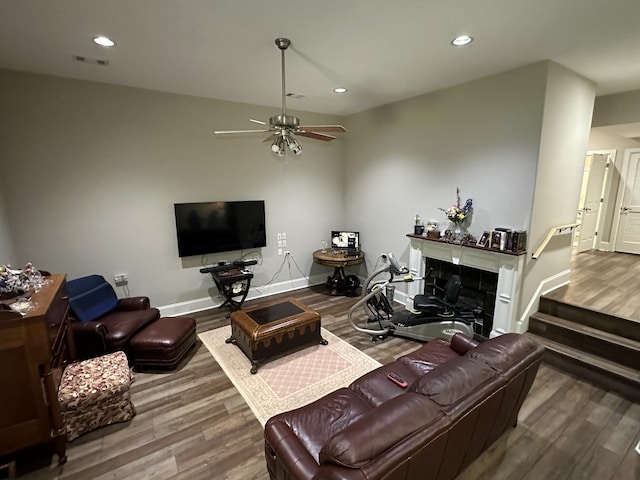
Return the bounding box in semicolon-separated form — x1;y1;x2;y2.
423;257;498;339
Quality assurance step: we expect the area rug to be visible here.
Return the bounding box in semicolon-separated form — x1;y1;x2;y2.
198;326;381;425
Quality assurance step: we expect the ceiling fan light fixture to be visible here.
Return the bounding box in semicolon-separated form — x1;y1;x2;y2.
451;35;473;47
214;37;346;160
272;136;286;156
287;137;302;155
334;87;348;94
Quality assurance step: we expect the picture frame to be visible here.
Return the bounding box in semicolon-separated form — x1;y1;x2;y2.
491;230;506;250
477;231;490;247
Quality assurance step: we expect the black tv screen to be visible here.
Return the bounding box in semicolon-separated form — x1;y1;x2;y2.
174;200;266;257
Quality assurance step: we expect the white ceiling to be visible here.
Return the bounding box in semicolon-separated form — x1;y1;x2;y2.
2;0;640;123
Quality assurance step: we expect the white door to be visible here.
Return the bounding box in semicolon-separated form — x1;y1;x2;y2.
615;150;640;254
577;154;608;253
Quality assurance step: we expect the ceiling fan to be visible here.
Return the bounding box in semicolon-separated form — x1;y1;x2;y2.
214;38;346;157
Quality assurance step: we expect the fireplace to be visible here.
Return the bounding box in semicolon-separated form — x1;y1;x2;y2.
423;257;498;339
407;235;526;338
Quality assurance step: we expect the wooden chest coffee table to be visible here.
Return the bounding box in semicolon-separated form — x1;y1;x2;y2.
226;297;326;374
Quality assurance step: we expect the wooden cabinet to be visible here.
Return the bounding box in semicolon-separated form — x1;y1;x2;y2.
0;274;71;465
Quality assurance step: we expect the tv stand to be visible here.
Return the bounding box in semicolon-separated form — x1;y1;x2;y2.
201;264;254;312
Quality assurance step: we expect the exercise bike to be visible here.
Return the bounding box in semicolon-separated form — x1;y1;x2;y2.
348;253;476;342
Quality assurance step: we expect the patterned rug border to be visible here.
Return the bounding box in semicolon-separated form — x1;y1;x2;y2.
198;326;381;426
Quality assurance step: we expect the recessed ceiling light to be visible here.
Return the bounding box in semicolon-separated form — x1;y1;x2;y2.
92;36;116;47
451;35;473;47
334;87;348;93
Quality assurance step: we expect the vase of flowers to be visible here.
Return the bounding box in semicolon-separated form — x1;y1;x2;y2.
440;188;473;243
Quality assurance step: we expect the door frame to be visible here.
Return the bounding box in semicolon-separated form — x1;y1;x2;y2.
576;153;608;252
585;149;617;251
612;147;640;252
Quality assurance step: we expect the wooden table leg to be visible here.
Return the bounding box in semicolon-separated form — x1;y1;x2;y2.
327;266;346;295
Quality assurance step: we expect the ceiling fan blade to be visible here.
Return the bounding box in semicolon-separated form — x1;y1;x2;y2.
250;118;267;125
214;129;270;135
297;131;337;141
262;134;277;143
298;125;347;133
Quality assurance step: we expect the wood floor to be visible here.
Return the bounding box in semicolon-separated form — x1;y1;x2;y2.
14;271;640;480
545;249;640;321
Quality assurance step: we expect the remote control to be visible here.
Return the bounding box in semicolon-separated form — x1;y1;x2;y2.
387;372;408;388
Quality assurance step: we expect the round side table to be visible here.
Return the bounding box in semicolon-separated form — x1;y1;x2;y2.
313;250;365;295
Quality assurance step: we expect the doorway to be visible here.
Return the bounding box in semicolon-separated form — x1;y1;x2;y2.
575;152;610;252
614;148;640;254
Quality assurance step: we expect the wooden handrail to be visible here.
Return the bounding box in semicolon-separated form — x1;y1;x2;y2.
531;223;579;259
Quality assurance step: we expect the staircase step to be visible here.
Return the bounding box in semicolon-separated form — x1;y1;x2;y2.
538;296;640;342
526;333;640;402
529;312;640;369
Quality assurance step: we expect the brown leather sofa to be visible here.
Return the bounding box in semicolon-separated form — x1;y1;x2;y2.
264;333;544;480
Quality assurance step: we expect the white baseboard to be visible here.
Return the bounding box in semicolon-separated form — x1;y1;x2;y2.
158;274;328;317
517;269;571;333
395;290;409;307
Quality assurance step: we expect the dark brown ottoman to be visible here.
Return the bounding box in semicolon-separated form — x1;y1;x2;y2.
227;297;326;374
129;316;197;371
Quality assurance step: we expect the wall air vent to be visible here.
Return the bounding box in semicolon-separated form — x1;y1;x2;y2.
285;92;305;99
72;55;109;66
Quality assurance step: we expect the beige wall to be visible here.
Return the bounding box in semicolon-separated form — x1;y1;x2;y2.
1;61;597;321
343;62;548;279
343;61;595;323
520;63;596;324
0;69;346;307
592;90;640;128
0;194;15;264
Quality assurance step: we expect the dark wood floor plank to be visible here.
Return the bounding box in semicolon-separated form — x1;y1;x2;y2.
546;250;640;322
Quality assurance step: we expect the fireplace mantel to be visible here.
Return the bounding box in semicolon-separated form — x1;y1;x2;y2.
407;234;526;337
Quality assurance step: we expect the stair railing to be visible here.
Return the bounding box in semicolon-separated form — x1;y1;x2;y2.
531;223;579;259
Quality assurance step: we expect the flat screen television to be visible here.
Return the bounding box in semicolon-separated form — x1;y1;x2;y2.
174;200;266;257
331;231;359;251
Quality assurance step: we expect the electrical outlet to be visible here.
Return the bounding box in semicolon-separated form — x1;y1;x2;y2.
282;239;287;247
278;248;283;256
282;232;287;240
277;240;282;247
114;273;128;286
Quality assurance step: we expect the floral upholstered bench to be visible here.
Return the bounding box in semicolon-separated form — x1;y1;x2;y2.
57;351;135;440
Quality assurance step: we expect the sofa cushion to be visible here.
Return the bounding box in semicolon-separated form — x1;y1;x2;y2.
100;308;161;349
319;393;443;468
349;362;421;408
409;356;496;407
398;337;462;377
67;274;118;322
465;333;540;372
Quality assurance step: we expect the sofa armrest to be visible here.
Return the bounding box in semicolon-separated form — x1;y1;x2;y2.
264;418;323;480
69;320;108;359
450;333;479;355
319;393;442;468
115;296;151;311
